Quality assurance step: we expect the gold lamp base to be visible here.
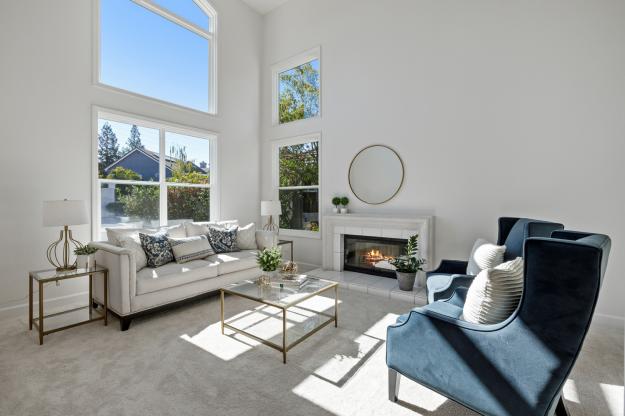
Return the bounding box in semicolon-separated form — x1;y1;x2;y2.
46;226;83;271
263;216;279;232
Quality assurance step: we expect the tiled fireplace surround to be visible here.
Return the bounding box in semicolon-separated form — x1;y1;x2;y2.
309;214;434;304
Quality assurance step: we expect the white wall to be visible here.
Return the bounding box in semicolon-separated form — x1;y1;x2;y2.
0;0;262;314
260;0;625;319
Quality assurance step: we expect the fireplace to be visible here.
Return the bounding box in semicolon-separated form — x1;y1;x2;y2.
343;234;406;278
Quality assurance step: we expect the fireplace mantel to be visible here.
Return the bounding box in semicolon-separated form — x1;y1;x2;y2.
322;214;434;273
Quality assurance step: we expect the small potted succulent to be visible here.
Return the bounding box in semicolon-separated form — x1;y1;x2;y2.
331;197;342;214
74;245;99;270
389;235;426;291
340;196;349;214
256;247;283;285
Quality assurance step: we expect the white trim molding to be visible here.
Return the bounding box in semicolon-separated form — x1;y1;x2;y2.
92;106;219;240
271;46;321;126
271;133;322;239
322;213;434;277
93;0;218;115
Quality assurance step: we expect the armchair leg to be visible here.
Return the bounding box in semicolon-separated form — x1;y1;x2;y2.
388;368;400;402
555;397;570;416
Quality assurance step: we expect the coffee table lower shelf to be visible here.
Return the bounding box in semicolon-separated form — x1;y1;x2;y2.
220;282;338;364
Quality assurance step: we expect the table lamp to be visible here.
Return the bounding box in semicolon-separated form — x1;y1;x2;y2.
261;200;282;232
43;199;88;271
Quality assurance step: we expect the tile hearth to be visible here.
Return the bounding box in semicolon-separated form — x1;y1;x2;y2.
307;268;427;305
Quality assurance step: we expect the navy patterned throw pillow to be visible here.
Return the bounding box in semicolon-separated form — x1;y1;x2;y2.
139;232;174;268
207;227;239;253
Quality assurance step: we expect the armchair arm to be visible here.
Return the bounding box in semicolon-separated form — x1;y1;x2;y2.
90;241;136;315
427;259;468;276
429;274;475;303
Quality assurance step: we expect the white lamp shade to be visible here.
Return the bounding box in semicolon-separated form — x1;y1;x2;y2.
43;200;88;226
261;200;282;216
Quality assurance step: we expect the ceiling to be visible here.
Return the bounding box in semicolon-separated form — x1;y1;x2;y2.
241;0;292;14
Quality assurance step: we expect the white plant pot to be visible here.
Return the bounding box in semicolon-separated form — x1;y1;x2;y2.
340;208;348;214
332;207;339;214
76;254;95;269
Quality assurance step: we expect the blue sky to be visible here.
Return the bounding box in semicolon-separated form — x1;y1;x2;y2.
100;0;209;112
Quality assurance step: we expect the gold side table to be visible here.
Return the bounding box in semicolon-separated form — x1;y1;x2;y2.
28;266;108;345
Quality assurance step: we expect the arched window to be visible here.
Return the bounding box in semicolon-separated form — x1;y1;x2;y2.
98;0;217;113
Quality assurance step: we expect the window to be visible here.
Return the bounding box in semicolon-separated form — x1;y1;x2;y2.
272;47;320;125
94;109;218;240
98;0;217;113
273;135;320;237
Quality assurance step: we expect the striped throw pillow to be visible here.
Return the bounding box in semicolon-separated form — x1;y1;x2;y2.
463;257;524;324
167;235;215;264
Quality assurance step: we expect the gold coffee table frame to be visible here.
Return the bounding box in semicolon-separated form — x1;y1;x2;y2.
220;279;338;364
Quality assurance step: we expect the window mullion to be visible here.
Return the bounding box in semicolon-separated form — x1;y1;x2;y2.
132;0;213;40
159;129;167;226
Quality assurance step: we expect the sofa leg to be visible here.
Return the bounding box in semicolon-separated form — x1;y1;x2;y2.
119;317;132;331
388;368;400;402
555;397;570;416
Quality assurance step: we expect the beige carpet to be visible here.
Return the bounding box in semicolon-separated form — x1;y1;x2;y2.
0;289;622;416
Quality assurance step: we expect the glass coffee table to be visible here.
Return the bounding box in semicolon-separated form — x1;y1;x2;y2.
220;276;338;363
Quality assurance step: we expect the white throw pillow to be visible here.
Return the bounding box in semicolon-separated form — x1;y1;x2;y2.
255;230;278;250
162;223;187;238
463;257;524;324
118;235;148;271
167;235;215;263
237;223;257;250
466;238;506;275
185;220;239;237
106;227;156;246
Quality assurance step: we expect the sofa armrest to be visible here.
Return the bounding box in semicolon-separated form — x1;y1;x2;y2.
429;274;475;303
90;241;135;315
427;260;468;276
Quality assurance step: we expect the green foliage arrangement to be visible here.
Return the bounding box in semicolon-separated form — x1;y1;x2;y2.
256;247;283;272
332;197;341;208
389;235;426;274
340;196;349;207
74;245;98;255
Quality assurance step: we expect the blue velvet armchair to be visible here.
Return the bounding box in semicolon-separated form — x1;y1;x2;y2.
387;230;611;416
426;217;564;303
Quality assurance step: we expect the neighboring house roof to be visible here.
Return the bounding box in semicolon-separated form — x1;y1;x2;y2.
103;148;208;178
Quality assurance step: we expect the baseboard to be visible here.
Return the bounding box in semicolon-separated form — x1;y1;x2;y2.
593;313;624;329
0;291;89;320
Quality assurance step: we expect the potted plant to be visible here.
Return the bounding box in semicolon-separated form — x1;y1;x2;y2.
74;245;99;269
340;196;349;214
331;197;342;214
389;235;426;291
256;247;283;285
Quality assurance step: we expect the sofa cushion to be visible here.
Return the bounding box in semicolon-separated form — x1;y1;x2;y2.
237;223;257;250
205;250;258;275
139;232;174;268
208;226;239;253
168;235;214;263
185;220;239;237
466;239;506;275
118;235;148;271
136;260;218;295
463;257;524;324
106;227;156;246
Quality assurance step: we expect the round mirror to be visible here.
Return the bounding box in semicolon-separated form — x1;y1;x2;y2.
348;145;404;205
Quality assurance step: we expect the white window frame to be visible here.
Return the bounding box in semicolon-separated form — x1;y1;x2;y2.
93;0;218;115
92;106;220;240
272;133;321;239
271;46;321;126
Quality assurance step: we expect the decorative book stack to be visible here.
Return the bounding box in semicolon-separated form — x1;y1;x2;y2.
271;274;309;288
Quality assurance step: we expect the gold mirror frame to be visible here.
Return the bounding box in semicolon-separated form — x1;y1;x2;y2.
348;144;405;205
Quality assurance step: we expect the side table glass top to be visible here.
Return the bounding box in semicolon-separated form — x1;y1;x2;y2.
223;276;336;308
31;266;108;282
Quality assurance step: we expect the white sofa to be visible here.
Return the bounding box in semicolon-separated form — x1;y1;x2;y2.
90;221;276;330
